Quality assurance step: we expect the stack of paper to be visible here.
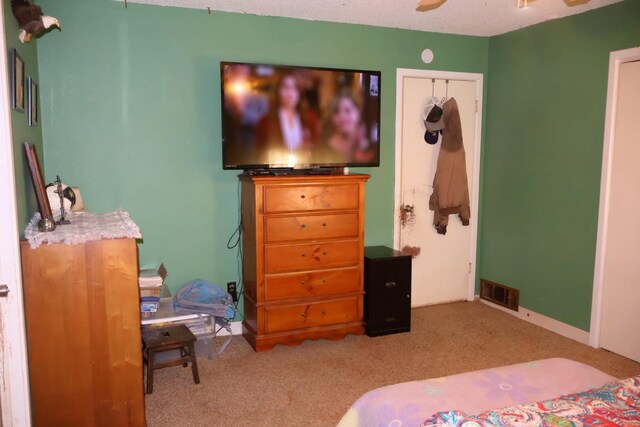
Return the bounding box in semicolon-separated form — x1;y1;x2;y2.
139;263;167;318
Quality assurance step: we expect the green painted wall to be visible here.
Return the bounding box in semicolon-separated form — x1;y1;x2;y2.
36;0;488;305
26;0;640;329
3;0;44;232
479;0;640;331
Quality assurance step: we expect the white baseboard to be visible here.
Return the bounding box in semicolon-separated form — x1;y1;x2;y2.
218;303;592;344
216;321;243;337
479;299;590;345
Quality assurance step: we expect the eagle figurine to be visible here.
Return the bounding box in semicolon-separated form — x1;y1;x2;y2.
11;0;60;44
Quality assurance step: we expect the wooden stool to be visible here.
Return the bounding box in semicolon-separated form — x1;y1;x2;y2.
141;324;200;394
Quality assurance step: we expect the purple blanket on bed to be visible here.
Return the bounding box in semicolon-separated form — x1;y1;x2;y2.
423;375;640;426
337;359;616;427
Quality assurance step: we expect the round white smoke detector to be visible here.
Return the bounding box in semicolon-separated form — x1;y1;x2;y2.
421;49;434;64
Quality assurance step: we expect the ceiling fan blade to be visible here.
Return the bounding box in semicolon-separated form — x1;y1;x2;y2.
563;0;591;6
416;0;447;12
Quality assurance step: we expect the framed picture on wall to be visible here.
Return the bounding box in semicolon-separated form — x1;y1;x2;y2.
28;77;38;126
10;48;25;113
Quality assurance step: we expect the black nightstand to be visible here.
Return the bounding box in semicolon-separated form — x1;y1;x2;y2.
364;246;412;337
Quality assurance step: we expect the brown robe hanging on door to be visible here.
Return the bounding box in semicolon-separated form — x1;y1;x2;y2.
429;97;470;235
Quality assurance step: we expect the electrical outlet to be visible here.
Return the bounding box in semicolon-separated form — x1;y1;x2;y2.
227;281;236;293
227;281;238;302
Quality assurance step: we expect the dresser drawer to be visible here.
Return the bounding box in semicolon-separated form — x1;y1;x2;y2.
263;184;359;213
265;297;359;333
264;213;358;243
265;267;359;301
265;240;360;273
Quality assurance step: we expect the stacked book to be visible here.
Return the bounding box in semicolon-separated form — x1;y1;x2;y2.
139;264;167;319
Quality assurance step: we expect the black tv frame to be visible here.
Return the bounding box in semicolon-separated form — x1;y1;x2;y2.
220;60;381;172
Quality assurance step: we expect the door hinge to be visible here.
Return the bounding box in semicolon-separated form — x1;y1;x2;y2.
475;100;478;113
0;284;9;297
468;262;472;274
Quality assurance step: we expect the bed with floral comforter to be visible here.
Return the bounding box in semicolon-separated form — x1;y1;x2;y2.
423;375;640;426
337;359;619;427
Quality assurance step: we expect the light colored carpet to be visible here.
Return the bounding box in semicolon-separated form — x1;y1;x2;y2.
144;301;639;426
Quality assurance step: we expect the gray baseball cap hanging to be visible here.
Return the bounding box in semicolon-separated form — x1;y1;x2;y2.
424;96;444;132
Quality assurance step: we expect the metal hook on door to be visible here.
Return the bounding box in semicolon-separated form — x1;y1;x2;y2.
431;79;435;97
445;79;449;101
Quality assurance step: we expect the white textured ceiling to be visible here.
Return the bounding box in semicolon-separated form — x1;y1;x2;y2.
119;0;624;36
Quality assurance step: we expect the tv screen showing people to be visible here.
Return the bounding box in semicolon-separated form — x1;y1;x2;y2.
221;61;381;170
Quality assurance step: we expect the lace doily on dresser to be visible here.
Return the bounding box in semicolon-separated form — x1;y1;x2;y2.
25;210;142;249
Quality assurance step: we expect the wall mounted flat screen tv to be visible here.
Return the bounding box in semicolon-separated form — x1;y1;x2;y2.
221;61;381;171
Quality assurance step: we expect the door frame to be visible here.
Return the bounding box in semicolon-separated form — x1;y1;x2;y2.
0;3;32;425
393;68;484;302
589;47;640;348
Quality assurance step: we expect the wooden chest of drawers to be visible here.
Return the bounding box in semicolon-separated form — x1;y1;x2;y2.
240;174;369;351
21;238;145;426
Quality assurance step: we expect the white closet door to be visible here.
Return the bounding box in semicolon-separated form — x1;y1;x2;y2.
398;77;478;306
600;60;640;362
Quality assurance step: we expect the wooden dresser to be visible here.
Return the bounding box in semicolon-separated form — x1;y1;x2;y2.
21;238;146;426
241;173;369;351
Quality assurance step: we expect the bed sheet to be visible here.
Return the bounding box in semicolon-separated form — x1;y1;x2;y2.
423;374;640;426
337;358;616;427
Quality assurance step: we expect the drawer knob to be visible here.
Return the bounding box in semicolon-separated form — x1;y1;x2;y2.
301;253;307;257
300;312;307;318
321;309;327;315
300;194;306;199
322;223;327;227
301;224;306;228
322;252;327;256
385;281;397;288
301;280;306;285
322;279;327;284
